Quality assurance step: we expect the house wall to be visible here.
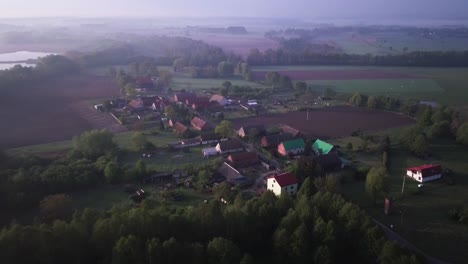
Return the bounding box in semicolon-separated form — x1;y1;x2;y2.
267;178;298;196
406;170;442;183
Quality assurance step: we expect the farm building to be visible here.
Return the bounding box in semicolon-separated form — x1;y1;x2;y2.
278;138;306;156
202;147;218;158
181;137;202;147
267;172;298;197
191;116;212;131
210;94;230;106
280;124;302;138
218;162;252;187
406;164;442;183
247;99;258;106
238;125;265;138
216;139;244;154
312;139;336;155
261;133;293;148
174;92;196;103
227;152;260;168
198;132;226;145
314;153;343;172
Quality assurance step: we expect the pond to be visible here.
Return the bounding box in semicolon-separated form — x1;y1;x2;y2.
0;51;56;70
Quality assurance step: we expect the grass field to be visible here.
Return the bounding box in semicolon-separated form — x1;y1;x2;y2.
305;79;442;95
339;138;468;264
171;75;269;91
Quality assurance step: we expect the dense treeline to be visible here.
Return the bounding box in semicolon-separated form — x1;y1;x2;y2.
0;55;78;91
0;189;423;264
247;48;468;67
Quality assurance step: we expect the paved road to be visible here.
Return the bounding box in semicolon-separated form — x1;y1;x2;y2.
373;220;450;264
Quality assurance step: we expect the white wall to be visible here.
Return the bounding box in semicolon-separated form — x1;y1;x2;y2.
267;178;298;197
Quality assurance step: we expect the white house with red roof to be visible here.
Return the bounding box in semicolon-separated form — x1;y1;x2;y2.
406;164;442;183
267;172;298;196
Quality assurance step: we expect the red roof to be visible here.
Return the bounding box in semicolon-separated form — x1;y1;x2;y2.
407;164;442;177
273;172;298;187
227;152;258;164
136;76;153;85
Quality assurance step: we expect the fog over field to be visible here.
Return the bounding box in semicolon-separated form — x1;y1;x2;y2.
1;0;468;24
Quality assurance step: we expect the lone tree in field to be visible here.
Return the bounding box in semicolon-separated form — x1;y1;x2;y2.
215;120;234;138
365;167;388;205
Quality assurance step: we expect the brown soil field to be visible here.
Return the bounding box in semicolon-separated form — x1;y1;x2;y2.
232;106;414;139
252;70;422;81
0;74;126;149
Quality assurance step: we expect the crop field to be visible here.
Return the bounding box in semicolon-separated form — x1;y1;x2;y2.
0;74;125;149
232;106;414;139
252;65;468;107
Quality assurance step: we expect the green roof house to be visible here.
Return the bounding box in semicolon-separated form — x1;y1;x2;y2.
312;139;335;155
278;138;306;156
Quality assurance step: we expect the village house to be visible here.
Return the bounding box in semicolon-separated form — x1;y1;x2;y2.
280;124;302;138
216;139;244;154
191;116;212;131
406;164;442;183
278;138;306;156
267;172;298;196
237;125;265;138
187;97;210;110
261;133;293;148
210;94;230;106
174;92;196;103
168;118;178;127
127;98;145;112
173;122;189;137
227;152;260;168
312;139;336;156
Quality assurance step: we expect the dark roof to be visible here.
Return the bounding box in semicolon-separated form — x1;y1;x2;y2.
187;97;210;106
191;117;210;129
128;98;144;109
175;92;196;102
239;124;265;133
281;124;301;137
273;173;298;187
217;139;243;151
262;133;293;147
218;162;244;181
198;132;222;141
136;76;154;86
407;164;442;177
228;152;258;164
314;153;342;171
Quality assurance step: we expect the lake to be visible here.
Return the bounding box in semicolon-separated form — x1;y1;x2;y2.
0;51;54;62
0;51;55;70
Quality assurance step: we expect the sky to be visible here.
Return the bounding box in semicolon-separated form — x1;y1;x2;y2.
1;0;468;20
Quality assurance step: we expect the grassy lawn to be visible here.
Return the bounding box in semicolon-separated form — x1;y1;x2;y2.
340;139;468;263
123;145;211;172
171;75;269;91
71;185;212;211
7;140;73;156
